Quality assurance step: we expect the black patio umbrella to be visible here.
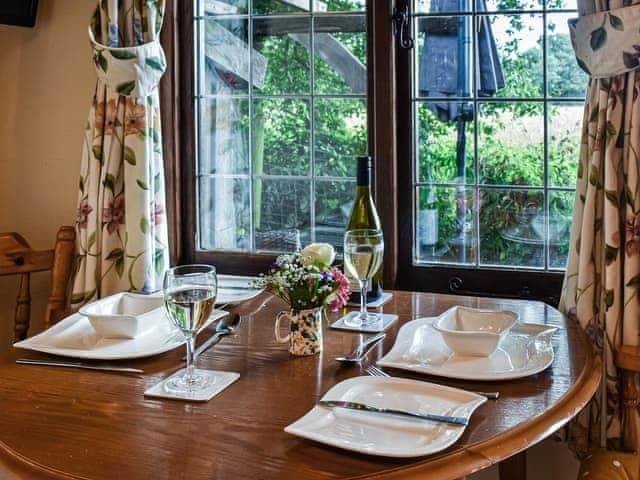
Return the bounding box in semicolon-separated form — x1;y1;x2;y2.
418;0;504;258
419;0;504;119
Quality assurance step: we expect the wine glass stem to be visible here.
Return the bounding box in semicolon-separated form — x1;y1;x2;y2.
360;279;368;318
185;334;196;381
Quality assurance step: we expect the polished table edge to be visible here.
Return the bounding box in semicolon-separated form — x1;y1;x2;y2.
349;334;602;480
0;292;602;480
0;440;89;480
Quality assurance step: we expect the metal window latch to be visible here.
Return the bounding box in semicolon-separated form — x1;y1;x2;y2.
393;2;414;50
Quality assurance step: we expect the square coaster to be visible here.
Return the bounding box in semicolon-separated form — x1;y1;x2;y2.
144;369;240;402
346;292;393;308
330;312;398;333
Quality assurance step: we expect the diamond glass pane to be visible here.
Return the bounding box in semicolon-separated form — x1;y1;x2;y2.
479;188;544;267
547;13;587;98
314;15;366;95
490;14;543;98
415;16;474;99
199;97;250;175
416;0;472;14
478;102;544;186
315;179;355;250
417;102;474;184
314;98;366;178
415;186;477;265
202;17;250;95
201;0;248;15
253;17;311;95
255;178;311;250
548;189;573;268
548;102;582;187
199;176;251;250
318;0;365;12
254;98;311;176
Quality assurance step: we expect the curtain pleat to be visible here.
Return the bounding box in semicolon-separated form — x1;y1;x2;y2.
562;0;640;448
72;0;169;304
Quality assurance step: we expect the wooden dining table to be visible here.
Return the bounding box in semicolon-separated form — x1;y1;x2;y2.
0;290;600;480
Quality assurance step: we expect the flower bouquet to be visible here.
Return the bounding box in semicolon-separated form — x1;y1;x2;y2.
257;243;350;356
256;243;350;312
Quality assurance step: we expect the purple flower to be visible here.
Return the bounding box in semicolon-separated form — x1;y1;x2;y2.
76;198;93;229
103;194;125;234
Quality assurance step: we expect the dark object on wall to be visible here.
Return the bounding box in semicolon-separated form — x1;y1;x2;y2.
0;0;39;28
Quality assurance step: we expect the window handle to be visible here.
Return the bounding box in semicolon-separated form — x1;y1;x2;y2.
393;1;414;50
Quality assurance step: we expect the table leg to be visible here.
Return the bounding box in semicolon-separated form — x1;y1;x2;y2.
499;451;527;480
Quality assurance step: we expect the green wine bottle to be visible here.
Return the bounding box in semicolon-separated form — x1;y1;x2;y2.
346;155;383;301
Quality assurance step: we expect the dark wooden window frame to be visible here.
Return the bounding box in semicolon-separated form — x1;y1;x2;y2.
394;4;564;305
165;0;399;285
163;0;564;304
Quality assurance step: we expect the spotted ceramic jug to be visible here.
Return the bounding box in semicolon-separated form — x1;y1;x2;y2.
274;308;323;356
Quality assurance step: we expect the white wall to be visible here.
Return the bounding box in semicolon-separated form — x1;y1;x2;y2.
0;0;95;351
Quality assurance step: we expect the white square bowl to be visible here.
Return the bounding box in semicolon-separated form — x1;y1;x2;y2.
432;306;518;357
78;292;166;339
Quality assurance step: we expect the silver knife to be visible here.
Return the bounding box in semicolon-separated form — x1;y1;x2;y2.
319;400;468;426
16;358;143;374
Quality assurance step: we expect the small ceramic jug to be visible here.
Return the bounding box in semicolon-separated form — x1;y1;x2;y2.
274;307;323;356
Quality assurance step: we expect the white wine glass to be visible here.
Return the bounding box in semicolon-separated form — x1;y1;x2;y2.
163;264;217;394
343;229;384;327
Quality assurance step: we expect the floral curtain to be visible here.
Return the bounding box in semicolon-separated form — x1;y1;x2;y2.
561;0;640;451
72;0;169;305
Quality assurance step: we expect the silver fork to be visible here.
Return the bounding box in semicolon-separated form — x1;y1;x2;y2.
365;365;500;400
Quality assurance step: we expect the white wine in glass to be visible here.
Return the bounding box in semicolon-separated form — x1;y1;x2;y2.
163;265;217;394
343;229;384;327
165;288;216;333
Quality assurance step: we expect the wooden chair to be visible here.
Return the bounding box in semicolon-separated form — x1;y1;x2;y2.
0;226;76;341
577;346;640;479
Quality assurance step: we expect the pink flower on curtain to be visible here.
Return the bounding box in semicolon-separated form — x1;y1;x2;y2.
76;199;93;229
152;203;165;226
124;98;146;135
625;214;640;256
95;99;117;134
103;195;125;234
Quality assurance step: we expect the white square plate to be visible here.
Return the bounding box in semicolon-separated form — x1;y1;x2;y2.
13;309;228;360
285;376;485;457
378;317;558;381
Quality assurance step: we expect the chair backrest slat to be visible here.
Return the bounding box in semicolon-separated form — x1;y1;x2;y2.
0;227;76;341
